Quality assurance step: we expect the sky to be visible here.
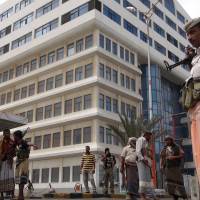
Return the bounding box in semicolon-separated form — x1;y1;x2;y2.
0;0;199;18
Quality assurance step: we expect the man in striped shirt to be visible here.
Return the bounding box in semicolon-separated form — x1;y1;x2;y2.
81;146;97;193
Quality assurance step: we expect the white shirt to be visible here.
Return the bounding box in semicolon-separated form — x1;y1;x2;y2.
136;136;147;161
191;47;200;78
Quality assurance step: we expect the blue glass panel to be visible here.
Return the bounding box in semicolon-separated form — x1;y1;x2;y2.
103;5;121;25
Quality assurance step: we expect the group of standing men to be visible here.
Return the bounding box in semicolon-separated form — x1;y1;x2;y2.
0;129;32;200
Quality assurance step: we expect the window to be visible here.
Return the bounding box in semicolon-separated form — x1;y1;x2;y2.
27;110;33;122
112;41;118;55
39;55;46;67
83;127;91;143
126;76;130;89
32;169;40;183
125;49;129;62
76;39;84;53
34;136;42;150
73;128;81;144
48;51;55;64
164;0;175;15
38;80;45;93
0;94;6;105
99;94;104;109
99;126;104;143
75;66;83;81
131;79;136;91
35;19;59;38
153;6;163;19
106;38;111;52
6;92;12;103
153;23;165;37
165;16;176;30
0;44;9;56
14;89;20;101
106;96;111;111
42;168;49;183
13;13;33;31
84;94;92;109
85;34;93;49
140;0;150;8
72;166;80;182
121;102;126;115
120;73;125;87
140;31;153;46
9;69;14;80
52;132;60;147
30;59;37;71
51;167;59;182
66;70;73;84
179;43;185;53
120;46;124;59
103;5;121;25
114;0;120;3
168;51;179;62
99;63;104;78
65;99;72;114
62;167;70;182
46;77;54;91
63;130;72;146
167;33;178;47
0;25;11;39
106;66;111;81
178;27;186;38
45;105;52;119
74;97;82;112
123;19;138;36
67;43;75;56
113;99;118;113
55;74;63;88
0;7;13;22
130;53;135;65
85;63;93;78
177;11;185;24
43;134;51;149
23;63;29;74
36;0;59;18
3;71;8;82
154;41;166;55
123;0;137;16
36;107;43;121
112;69;118;83
28;84;35;96
11;32;32;49
99;34;104;48
19;0;33;10
54;102;62;116
21;87;27;99
56;47;64;60
106;128;112;144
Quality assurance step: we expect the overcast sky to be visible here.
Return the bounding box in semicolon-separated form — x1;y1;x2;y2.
0;0;199;18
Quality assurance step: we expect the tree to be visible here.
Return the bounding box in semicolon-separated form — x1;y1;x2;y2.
109;113;162;146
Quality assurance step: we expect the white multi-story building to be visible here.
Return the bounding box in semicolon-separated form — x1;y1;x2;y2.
0;0;192;191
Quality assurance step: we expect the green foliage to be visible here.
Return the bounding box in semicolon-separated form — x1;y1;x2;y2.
108;113;162;146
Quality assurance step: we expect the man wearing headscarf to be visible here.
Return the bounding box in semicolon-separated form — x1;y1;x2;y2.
184;17;200;184
136;131;157;200
160;136;187;200
121;137;138;200
0;129;15;199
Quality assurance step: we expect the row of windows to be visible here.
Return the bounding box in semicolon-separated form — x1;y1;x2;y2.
32;164;120;184
0;0;33;22
99;63;136;92
26;126;92;150
0;44;9;56
0;34;93;84
18;94;92;122
0;26;11;39
99;33;135;66
99;93;136;118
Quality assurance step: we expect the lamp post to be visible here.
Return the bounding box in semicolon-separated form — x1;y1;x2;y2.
126;0;161;187
127;0;161;120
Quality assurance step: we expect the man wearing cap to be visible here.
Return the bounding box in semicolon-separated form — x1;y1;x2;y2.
136;131;157;200
184;17;200;184
121;137;138;200
160;136;187;200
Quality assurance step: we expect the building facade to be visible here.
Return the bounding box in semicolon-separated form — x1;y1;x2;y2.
0;0;192;191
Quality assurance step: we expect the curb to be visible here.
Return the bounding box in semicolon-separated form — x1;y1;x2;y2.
43;193;171;199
